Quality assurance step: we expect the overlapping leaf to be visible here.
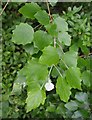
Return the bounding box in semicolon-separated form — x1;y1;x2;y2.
34;10;49;25
19;3;41;19
56;76;71;102
34;30;53;50
39;46;59;66
66;67;82;90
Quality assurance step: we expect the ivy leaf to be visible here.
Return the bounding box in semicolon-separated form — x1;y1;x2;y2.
62;50;78;67
66;67;82;90
26;83;46;112
58;32;71;46
34;10;49;25
34;30;53;50
39;46;59;66
54;17;68;32
81;70;91;87
19;3;41;19
12;23;34;45
56;77;71;102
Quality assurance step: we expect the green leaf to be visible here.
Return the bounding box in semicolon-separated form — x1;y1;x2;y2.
75;92;88;103
45;22;58;36
26;61;48;85
19;3;41;19
34;10;49;25
81;70;91;87
58;32;71;46
26;83;46;112
65;100;78;111
62;50;78;67
66;67;82;90
12;23;34;45
56;77;71;102
54;17;68;32
39;46;59;66
24;43;39;55
34;30;53;50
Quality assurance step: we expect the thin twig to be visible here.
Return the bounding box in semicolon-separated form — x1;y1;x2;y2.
53;65;63;78
0;0;10;16
54;37;56;48
46;0;53;23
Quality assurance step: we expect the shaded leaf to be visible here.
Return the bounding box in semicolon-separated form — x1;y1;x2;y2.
58;32;71;46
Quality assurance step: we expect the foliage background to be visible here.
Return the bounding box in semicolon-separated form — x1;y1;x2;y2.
1;1;92;119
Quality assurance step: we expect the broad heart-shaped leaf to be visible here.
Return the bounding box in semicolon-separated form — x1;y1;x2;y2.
39;46;59;66
33;30;53;50
19;3;41;19
58;32;71;46
66;67;82;90
26;82;46;112
12;23;34;45
25;61;48;85
56;77;71;102
54;17;68;32
62;50;78;67
34;10;49;25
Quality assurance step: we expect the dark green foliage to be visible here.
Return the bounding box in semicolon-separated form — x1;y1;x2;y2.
1;2;92;119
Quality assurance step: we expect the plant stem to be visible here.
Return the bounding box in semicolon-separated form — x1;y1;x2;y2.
0;0;10;16
53;65;63;78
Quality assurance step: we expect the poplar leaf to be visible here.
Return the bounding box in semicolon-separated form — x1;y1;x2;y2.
19;3;41;19
34;10;49;25
39;46;59;66
26;83;46;112
34;30;53;50
58;32;71;46
62;50;78;67
12;23;34;45
66;67;82;90
56;77;71;102
54;17;68;32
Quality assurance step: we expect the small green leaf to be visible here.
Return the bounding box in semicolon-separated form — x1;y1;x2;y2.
65;100;78;111
19;3;41;19
62;50;78;67
81;70;91;87
12;23;34;45
34;30;53;50
66;67;82;90
54;17;68;32
26;83;46;112
56;77;71;102
58;32;71;46
34;10;49;25
39;46;59;66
